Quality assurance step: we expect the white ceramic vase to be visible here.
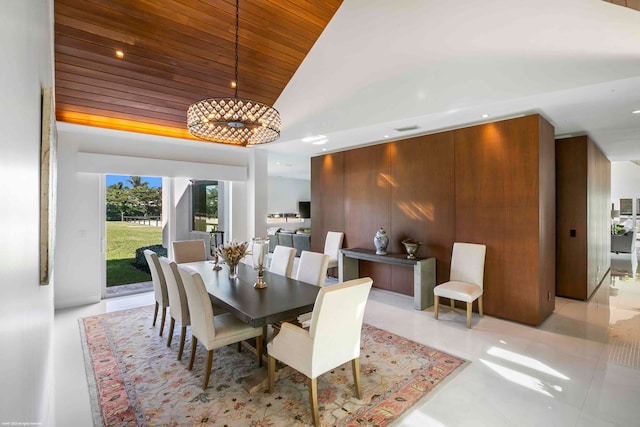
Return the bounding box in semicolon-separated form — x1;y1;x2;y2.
374;228;389;255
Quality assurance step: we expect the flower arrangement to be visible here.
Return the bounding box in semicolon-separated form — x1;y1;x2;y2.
216;241;249;268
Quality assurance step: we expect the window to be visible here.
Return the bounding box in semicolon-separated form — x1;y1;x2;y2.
192;180;219;232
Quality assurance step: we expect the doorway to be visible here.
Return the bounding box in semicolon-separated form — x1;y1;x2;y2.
105;174;163;297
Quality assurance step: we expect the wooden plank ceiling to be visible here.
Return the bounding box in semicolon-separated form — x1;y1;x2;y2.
54;0;342;139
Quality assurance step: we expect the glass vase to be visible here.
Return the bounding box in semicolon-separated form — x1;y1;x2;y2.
228;262;238;279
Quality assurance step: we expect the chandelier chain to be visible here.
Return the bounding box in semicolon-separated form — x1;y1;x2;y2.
234;0;239;98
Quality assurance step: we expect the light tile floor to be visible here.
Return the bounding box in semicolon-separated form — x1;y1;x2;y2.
54;272;640;426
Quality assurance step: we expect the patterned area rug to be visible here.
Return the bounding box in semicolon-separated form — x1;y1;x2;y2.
80;306;467;426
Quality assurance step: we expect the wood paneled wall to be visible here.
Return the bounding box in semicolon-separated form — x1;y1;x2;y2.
556;135;610;300
312;114;557;326
454;116;556;325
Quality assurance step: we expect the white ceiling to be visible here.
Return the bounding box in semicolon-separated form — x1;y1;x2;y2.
264;0;640;180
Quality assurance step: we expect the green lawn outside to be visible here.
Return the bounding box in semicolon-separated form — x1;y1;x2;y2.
106;221;162;286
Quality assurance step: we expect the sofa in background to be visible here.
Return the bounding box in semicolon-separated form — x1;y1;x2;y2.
611;227;637;254
268;228;311;257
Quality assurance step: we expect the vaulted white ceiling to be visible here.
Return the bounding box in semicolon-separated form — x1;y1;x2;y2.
266;0;640;180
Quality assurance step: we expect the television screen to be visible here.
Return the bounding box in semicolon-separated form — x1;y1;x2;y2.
298;201;311;218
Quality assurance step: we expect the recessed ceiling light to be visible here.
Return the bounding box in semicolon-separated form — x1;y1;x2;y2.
633;110;640;114
384;134;390;138
115;50;124;59
481;114;489;119
312;140;327;145
322;148;327;151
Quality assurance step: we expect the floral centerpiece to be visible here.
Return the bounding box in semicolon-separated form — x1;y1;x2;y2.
216;241;249;278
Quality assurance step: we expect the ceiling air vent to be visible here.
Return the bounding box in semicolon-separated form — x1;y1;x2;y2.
394;125;419;132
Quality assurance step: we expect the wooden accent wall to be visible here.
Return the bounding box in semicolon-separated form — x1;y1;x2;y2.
312;114;556;325
310;152;345;251
454;116;556;325
556;135;611;300
390;133;456;288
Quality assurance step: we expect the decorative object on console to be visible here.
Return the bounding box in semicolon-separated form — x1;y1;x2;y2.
251;237;269;288
374;227;389;255
216;241;249;279
401;239;422;259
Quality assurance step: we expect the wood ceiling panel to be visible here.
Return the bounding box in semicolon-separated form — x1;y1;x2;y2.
54;0;342;137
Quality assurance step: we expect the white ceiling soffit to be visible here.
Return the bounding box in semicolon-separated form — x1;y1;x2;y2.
267;0;640;180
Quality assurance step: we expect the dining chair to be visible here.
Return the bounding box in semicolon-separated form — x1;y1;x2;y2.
172;239;207;264
177;265;264;389
323;231;344;269
295;250;330;328
433;242;487;328
269;245;296;278
143;249;169;337
158;256;190;360
295;251;330;286
267;277;373;427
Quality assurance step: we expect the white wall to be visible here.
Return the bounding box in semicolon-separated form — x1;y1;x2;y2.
0;0;54;424
54;124;264;309
611;161;640;207
611;161;640;228
268;176;311;213
267;176;311;231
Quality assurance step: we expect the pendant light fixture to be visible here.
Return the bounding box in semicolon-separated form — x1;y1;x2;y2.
187;0;281;146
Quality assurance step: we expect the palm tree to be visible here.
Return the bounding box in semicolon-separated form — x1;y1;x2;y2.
127;175;147;188
108;181;124;190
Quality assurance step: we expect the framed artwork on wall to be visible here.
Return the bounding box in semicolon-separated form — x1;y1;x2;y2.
40;87;57;285
620;198;633;216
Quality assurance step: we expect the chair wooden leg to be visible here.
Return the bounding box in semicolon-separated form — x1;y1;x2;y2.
188;336;198;370
434;295;439;319
256;335;263;368
450;298;455;312
308;377;320;427
236;342;242;352
202;349;213;389
159;307;167;337
478;296;484;317
466;302;472;328
177;326;186;361
352;358;362;399
268;355;276;393
152;301;159;326
166;318;175;347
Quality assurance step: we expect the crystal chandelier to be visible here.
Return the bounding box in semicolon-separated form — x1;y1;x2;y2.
187;0;281;146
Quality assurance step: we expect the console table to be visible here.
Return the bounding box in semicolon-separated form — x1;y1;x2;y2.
339;248;436;310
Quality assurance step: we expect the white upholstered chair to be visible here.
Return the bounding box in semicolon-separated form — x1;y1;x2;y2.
172;239;207;264
267;277;373;427
295;251;330;286
143;249;169;337
178;265;263;389
323;231;344;270
269;245;296;278
158;256;190;360
433;242;487;328
295;251;330;328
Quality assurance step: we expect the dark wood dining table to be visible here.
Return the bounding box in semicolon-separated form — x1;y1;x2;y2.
180;261;320;328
